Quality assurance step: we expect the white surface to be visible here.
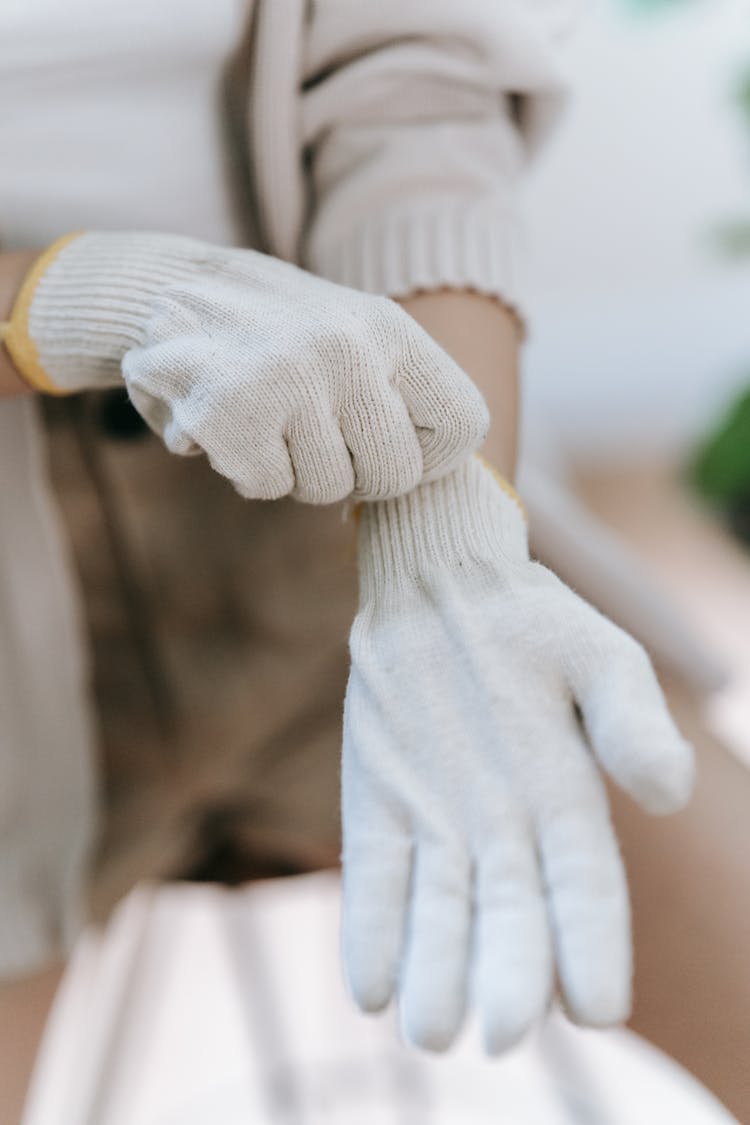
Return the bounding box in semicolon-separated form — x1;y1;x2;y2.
24;875;738;1125
523;0;750;463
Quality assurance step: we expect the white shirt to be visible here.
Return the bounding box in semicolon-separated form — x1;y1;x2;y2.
0;0;251;250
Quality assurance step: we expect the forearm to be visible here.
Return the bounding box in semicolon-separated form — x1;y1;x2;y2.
0;250;38;397
397;290;521;483
0;964;63;1125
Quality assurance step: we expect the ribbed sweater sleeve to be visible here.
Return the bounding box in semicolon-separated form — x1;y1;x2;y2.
299;0;577;321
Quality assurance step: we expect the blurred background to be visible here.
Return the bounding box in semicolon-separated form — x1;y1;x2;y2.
524;0;750;768
526;0;748;465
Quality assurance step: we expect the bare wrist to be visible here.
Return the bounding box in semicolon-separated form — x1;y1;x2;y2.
396;289;521;482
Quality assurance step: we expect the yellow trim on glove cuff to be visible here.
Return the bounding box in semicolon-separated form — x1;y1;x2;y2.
0;231;83;395
476;455;527;522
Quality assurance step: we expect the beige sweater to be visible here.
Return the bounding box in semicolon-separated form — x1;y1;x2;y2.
0;0;575;976
255;0;573;310
0;0;574;310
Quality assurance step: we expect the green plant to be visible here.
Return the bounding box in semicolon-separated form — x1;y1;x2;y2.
691;389;750;505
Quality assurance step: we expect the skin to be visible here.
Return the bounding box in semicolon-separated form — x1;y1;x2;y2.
0;963;63;1124
0;256;747;1119
397;289;522;483
608;679;750;1123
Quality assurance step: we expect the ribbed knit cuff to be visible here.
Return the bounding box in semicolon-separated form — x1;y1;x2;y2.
309;205;527;324
357;457;528;602
24;231;210;393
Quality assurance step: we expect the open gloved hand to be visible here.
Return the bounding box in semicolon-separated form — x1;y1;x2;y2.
342;457;695;1052
1;231;488;501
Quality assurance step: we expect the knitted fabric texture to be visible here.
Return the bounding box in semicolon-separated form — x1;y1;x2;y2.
23;230;490;502
342;457;695;1053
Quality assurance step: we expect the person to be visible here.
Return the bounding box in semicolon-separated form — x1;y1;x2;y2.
0;2;747;1121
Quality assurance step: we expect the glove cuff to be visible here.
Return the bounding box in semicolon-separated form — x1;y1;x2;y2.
357;456;528;601
4;231;210;394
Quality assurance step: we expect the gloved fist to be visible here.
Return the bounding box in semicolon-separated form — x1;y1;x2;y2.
6;231;488;502
342;457;694;1052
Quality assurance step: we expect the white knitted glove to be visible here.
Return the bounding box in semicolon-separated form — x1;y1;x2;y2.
342;457;695;1052
4;231;488;501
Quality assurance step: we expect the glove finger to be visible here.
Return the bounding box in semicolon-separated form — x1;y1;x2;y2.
395;328;489;479
287;410;355;504
565;609;695;814
474;805;553;1053
219;431;295;500
339;388;423;500
399;841;471;1052
125;341;296;499
341;798;412;1014
534;742;631;1027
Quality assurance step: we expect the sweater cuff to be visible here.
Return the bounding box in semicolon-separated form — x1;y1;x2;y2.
308;204;527;323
